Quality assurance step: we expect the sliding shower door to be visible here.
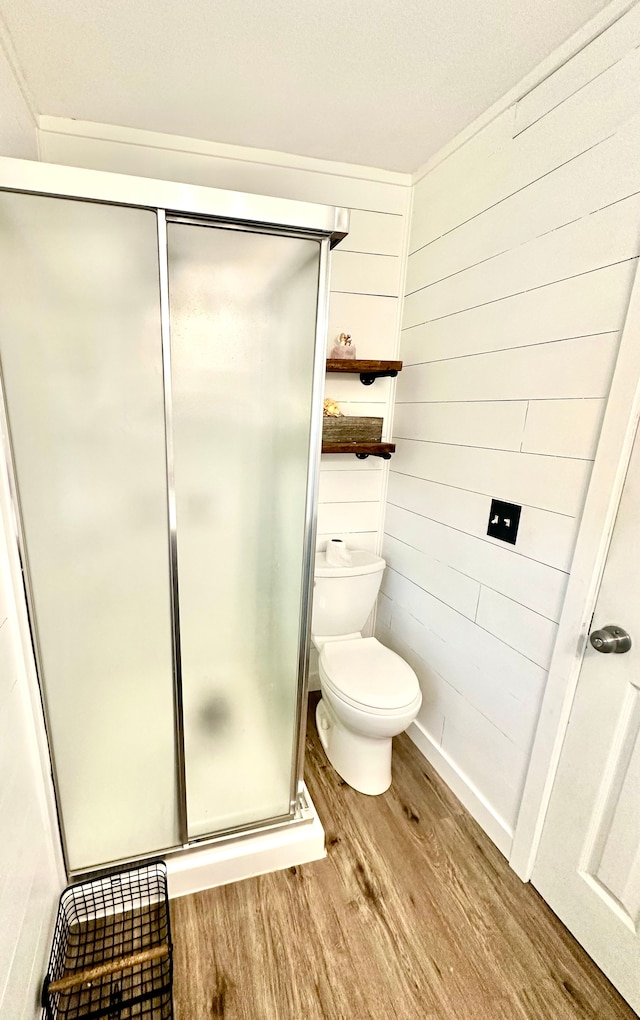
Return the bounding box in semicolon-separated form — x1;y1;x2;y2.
0;181;328;871
166;222;320;838
0;192;178;871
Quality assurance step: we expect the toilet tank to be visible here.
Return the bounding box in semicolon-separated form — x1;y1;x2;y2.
312;550;385;637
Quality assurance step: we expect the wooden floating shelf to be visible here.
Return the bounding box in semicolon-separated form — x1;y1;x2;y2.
325;359;402;386
322;441;396;460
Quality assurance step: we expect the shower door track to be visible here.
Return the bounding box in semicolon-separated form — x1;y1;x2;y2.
69;786;315;883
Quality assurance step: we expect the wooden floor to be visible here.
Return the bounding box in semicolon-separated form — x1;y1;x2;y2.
171;694;636;1019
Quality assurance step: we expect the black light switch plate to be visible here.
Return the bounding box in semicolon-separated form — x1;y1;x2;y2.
487;498;521;545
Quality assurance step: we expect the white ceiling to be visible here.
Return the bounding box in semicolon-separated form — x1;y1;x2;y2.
1;0;612;172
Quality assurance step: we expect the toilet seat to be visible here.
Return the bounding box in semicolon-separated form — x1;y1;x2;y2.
319;637;420;713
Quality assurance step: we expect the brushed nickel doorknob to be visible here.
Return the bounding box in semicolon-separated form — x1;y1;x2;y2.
589;625;632;654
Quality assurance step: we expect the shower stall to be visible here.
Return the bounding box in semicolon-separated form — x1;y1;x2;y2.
0;158;347;876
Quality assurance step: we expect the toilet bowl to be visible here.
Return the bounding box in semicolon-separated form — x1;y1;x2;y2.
311;544;422;795
316;637;422;795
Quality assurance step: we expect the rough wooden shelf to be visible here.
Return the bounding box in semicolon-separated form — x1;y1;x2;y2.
322;440;396;460
325;359;402;385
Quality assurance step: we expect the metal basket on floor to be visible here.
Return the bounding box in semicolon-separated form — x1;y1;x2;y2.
41;859;173;1020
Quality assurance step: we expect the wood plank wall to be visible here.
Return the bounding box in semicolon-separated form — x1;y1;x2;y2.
377;2;640;852
37;126;412;558
319;208;407;552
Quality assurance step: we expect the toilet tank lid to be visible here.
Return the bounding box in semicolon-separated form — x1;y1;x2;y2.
315;549;385;578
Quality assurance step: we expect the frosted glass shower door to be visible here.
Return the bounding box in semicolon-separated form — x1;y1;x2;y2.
167;222;320;839
0;192;178;871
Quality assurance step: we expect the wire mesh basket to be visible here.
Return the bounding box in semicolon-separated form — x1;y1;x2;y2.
41;859;173;1020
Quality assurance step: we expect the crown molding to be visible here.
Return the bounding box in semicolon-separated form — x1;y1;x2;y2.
38;115;412;189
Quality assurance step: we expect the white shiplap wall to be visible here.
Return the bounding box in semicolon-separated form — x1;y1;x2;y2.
37;122;412;558
377;2;640;854
319;207;408;552
0;526;62;1019
0;45;63;1020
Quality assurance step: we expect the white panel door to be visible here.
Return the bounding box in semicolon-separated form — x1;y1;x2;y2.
533;419;640;1013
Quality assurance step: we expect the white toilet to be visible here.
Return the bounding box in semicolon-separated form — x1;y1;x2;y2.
311;544;422;795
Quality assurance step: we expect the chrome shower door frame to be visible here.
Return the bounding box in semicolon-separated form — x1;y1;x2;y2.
0;156;347;875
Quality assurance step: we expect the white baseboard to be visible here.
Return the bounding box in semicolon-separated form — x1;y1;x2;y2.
166;785;326;899
406;720;513;859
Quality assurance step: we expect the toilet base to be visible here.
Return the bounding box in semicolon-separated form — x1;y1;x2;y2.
315;697;392;796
